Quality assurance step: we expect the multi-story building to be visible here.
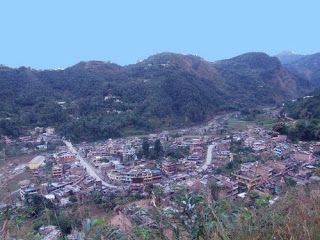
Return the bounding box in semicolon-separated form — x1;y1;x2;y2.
232;170;262;190
52;164;63;177
20;185;38;201
108;168;162;185
122;147;136;163
161;160;180;175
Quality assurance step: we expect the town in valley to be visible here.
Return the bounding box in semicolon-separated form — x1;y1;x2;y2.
1;108;319;239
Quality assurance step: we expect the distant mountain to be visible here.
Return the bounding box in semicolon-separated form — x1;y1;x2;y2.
0;52;312;141
278;52;320;87
215;52;309;104
276;51;305;64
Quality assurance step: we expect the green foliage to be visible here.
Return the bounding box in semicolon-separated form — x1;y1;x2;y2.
165;146;188;160
147;184;320;240
283;90;320;141
284;176;297;187
208;179;221;201
24;233;42;240
82;220;127;240
153;139;163;160
277;119;320;142
32;218;44;231
230;139;253;154
69;195;78;203
217;139;257;175
87;191;117;211
25;195;55;217
133;226;155;240
272;122;288;134
53;214;73;235
240;108;262;121
142;139;150;158
254;195;270;208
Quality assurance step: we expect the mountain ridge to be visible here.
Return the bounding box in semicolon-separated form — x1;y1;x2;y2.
0;51;313;141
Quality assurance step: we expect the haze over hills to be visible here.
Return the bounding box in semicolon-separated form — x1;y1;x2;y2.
280;53;320;87
0;52;315;141
275;51;305;64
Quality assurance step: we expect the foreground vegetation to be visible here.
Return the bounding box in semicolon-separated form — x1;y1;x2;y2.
138;183;320;240
1;183;320;239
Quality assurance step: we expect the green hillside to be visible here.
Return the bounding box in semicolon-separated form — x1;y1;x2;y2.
0;52;311;141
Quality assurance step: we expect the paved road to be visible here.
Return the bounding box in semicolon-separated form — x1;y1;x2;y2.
199;144;215;171
64;140;118;189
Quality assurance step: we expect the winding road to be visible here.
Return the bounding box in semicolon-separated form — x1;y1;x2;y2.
64;140;118;189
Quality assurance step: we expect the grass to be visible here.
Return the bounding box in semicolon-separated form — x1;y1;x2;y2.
232;185;320;240
253;114;277;128
225;119;252;131
225;113;277;132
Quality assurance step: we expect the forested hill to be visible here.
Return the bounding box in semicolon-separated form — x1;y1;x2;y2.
280;89;320;141
0;52;311;141
285;89;320;120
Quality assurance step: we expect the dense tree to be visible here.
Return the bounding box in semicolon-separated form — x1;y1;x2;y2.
153;139;163;160
208;179;221;201
142;139;150;158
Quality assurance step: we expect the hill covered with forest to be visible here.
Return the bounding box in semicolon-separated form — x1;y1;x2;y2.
278;89;320;141
0;52;312;141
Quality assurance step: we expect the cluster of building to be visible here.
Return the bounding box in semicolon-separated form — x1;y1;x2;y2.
208;127;320;198
3;109;320;240
68;135;208;191
19;145;105;206
17;122;320;208
2;110;320;240
2;127;60;153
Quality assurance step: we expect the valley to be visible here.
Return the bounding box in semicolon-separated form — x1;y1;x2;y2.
1;51;320;239
1;106;320;239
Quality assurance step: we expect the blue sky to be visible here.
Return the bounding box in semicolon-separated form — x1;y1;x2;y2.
0;0;319;69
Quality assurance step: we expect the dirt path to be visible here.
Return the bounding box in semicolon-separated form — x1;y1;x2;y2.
109;212;132;232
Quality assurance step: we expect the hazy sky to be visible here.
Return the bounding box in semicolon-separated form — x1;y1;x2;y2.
0;0;319;69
